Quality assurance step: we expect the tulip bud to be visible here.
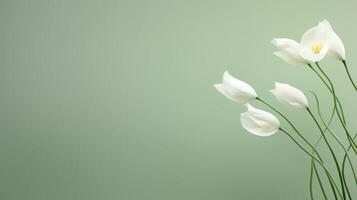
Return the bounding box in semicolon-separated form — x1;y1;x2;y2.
270;82;309;109
214;71;257;103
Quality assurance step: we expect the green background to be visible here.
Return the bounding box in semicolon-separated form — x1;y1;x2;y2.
1;0;357;199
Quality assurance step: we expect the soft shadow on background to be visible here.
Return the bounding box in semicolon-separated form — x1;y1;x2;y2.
1;0;357;199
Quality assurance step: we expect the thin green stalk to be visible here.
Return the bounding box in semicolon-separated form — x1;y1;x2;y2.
315;62;357;154
310;91;357;180
307;108;346;200
342;134;357;186
307;63;346;125
310;155;328;200
310;161;315;200
309;91;356;199
309;91;357;181
257;97;339;199
280;127;343;199
257;97;322;160
310;135;331;200
313;161;328;200
309;90;336;200
342;60;357;92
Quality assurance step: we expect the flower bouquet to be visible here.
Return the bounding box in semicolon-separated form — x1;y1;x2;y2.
214;20;357;199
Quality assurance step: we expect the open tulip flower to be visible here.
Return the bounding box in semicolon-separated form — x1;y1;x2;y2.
240;104;280;137
270;82;309;109
214;71;257;103
298;20;331;62
272;19;345;64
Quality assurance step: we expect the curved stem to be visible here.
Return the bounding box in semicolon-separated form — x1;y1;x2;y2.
310;136;338;200
307;63;346;125
257;97;322;160
309;90;336;200
342;133;357;186
307;108;346;200
310;156;328;200
279;127;343;199
309;91;356;199
315;62;357;154
257;97;339;199
342;60;357;92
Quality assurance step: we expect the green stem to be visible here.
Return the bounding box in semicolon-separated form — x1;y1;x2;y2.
315;62;357;154
342;60;357;92
310;156;328;200
257;97;339;199
307;63;346;125
313;161;328;200
279;127;343;199
257;97;322;160
309;91;356;199
309;90;336;200
310;161;314;200
307;108;346;200
342;133;357;186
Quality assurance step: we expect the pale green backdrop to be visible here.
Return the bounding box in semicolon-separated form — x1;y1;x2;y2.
1;0;357;199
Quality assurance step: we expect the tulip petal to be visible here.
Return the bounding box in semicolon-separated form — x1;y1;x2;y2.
271;38;308;65
274;49;306;65
214;84;240;103
223;71;256;97
301;22;331;46
240;114;271;136
319;19;346;60
271;38;300;50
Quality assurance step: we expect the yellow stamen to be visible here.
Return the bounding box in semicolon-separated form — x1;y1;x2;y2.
311;43;324;54
256;124;263;128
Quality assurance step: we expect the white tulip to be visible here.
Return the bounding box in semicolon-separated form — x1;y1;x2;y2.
240;104;280;137
214;71;257;103
272;19;345;63
271;38;308;65
319;20;345;61
270;82;309;109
